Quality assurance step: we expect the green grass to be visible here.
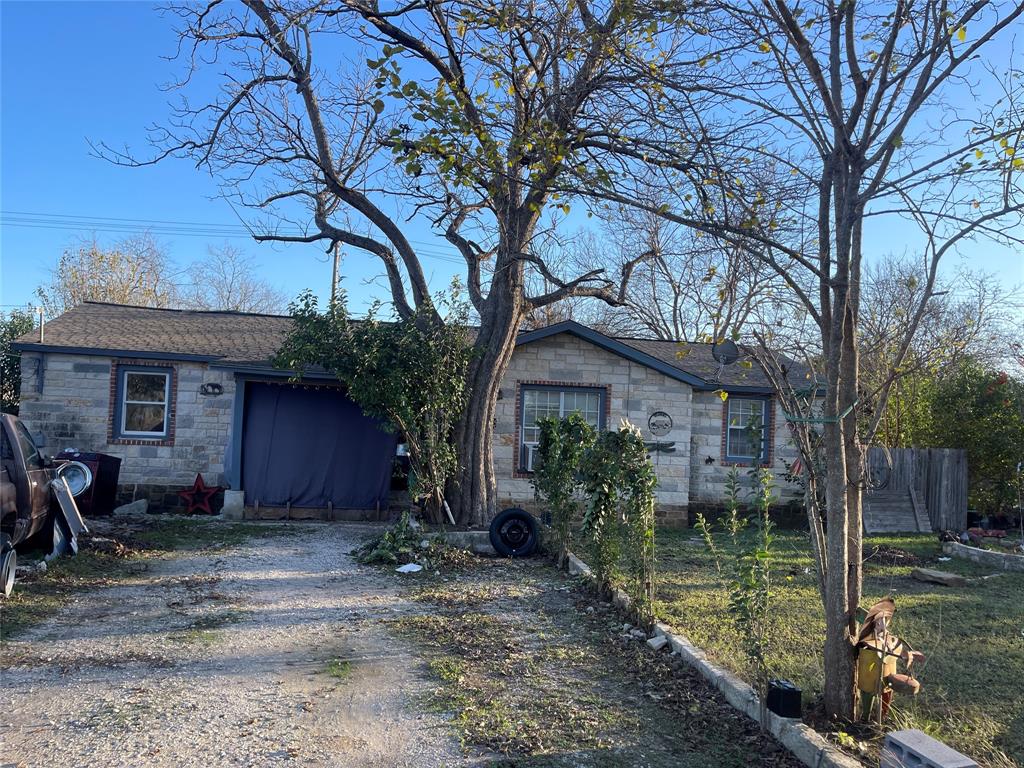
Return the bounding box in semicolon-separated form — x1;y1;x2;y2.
0;518;293;641
324;658;352;679
654;529;1024;768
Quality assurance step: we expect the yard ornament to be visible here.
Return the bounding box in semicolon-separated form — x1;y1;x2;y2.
856;598;925;722
178;473;222;515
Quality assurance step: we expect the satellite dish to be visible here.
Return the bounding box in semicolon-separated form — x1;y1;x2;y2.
710;339;740;383
711;339;740;365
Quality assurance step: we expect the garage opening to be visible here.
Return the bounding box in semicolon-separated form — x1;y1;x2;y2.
240;381;397;512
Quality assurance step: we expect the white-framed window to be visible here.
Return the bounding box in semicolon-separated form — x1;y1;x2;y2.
519;385;603;471
725;397;769;462
118;367;171;438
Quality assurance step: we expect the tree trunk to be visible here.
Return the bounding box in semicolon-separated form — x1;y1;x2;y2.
822;411;856;720
448;279;525;526
841;300;863;716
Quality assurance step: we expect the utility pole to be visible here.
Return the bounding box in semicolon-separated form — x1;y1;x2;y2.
330;243;341;308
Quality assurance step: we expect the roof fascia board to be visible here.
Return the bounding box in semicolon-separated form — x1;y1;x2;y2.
10;343;217;363
217;364;338;380
711;385;776;395
516;322;707;388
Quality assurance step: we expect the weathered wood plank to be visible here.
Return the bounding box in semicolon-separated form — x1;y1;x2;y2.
866;447;967;532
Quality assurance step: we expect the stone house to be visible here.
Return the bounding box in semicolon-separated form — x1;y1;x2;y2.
13;302;803;523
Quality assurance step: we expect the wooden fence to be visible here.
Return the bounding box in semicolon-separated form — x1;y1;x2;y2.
867;447;967;531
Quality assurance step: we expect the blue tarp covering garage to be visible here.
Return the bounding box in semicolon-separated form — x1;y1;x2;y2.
241;381;396;510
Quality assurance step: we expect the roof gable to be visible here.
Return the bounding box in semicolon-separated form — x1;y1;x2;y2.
516;321;708;388
516;321;801;392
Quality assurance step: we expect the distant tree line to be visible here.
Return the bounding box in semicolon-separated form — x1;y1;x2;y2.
33;233;287;318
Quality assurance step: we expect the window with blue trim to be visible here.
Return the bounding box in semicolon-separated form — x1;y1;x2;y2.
520;385;604;471
725;397;769;462
115;366;172;438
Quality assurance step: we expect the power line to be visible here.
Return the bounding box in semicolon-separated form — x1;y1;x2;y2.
0;211;469;266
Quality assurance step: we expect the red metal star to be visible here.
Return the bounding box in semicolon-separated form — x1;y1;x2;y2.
177;473;222;515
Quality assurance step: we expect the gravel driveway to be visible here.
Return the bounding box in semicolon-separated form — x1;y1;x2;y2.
0;521;465;768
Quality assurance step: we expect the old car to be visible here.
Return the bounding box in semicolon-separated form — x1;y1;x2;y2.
1;413;90;596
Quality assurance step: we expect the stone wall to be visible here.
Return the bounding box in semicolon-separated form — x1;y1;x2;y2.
493;333;694;523
18;352;235;510
943;541;1024;572
688;390;801;509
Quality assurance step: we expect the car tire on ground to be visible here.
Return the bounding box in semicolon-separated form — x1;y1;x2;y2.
489;507;538;558
1;537;16;598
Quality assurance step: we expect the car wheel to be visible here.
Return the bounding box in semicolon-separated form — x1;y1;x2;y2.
1;541;16;598
489;507;538;558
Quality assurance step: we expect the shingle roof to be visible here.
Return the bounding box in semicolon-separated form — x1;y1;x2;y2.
516;321;810;391
614;336;801;390
14;303;810;391
13;302;293;366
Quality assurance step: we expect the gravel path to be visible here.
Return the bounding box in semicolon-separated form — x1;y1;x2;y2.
0;522;465;768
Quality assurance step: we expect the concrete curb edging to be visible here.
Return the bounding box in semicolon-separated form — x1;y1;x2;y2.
566;551;863;768
943;541;1024;571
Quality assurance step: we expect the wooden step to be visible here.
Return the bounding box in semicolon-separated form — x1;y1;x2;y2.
864;489;921;534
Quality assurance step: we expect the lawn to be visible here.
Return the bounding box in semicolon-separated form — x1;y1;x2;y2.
654;529;1024;768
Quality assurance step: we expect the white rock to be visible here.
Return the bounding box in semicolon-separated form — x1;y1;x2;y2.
395;563;423;574
113;499;149;516
647;635;669;652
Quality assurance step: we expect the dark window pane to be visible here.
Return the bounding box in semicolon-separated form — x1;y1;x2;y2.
728;428;760;458
124;403;167;434
125;372;167;403
14;421;43;470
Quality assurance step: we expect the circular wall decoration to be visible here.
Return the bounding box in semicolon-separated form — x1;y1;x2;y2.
648;411;673;437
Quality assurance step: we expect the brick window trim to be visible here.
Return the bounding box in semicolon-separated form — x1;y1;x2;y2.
719;395;775;468
107;358;179;447
512;380;612;479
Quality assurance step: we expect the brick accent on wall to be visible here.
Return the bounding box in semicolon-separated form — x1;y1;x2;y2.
494;334;695;509
107;358;178;447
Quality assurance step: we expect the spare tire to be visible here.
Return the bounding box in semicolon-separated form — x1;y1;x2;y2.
489;507;538;558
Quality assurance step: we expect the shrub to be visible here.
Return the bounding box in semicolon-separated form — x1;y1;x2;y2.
532;413;596;568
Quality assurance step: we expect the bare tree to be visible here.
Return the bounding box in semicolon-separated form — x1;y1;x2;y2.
631;0;1024;720
684;1;1019;720
183;244;288;314
595;207;807;341
100;0;723;524
35;234;180;316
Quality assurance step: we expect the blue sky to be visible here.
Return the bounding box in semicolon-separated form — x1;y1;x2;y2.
1;2;1021;320
0;2;464;316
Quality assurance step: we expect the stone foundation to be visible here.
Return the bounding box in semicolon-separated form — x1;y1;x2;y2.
114;483;224;515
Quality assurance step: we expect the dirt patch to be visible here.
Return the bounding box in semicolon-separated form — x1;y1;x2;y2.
862;544;923;568
397;558;802;767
